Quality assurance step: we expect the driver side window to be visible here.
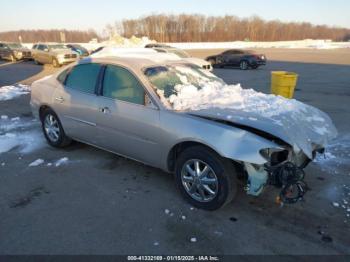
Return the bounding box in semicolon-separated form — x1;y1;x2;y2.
102;65;145;105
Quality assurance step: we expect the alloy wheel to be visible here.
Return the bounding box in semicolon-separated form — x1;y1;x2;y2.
181;159;219;202
44;114;60;142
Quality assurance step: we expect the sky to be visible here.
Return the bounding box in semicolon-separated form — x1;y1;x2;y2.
1;0;349;33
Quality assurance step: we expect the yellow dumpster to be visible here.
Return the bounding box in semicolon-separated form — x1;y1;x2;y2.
271;71;298;99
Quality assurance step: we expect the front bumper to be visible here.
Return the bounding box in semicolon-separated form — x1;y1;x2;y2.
57;57;78;65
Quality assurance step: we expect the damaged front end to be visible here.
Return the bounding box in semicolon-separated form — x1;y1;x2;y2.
243;146;322;204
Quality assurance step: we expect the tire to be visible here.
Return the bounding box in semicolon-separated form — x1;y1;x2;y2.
52;57;60;68
239;60;249;70
175;145;237;210
10;54;17;62
41;108;72;148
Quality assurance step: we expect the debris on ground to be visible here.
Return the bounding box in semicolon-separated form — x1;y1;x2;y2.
29;158;44;167
54;157;69;167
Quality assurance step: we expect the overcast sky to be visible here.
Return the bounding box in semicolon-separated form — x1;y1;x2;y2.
1;0;349;32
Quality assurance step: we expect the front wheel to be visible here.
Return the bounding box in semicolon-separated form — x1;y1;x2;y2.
175;146;237;210
41;108;71;148
239;60;249;70
52;57;60;68
10;54;17;62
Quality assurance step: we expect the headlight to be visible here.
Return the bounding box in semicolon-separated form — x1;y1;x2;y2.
15;51;22;56
57;54;65;58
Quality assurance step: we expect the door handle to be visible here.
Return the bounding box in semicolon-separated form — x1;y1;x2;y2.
55;97;64;103
99;107;110;114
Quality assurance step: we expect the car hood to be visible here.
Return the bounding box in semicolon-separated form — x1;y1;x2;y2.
187;107;337;158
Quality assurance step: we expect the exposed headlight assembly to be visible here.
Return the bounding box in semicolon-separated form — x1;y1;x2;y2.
260;148;290;165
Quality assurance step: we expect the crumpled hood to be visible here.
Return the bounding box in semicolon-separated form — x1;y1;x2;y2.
187;105;337;159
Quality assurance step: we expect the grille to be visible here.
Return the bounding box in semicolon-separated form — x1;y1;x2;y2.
23;51;31;56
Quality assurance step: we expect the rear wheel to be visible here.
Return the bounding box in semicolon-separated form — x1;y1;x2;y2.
239;60;249;70
41;108;71;148
175;146;237;210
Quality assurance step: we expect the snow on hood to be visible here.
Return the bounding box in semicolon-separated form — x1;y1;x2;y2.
165;80;337;158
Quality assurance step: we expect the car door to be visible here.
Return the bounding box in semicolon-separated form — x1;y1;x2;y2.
95;64;161;166
41;44;51;64
35;45;45;63
52;63;102;144
226;50;241;65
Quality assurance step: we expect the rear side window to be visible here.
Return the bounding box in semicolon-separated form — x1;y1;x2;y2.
65;63;102;94
102;65;145;105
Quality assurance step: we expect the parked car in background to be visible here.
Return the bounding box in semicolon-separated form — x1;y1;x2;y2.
206;49;266;70
30;56;334;210
66;44;89;57
145;43;171;48
90;46;105;55
31;43;79;67
149;46;212;71
0;42;31;61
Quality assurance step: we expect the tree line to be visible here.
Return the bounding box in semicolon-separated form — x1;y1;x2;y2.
116;14;350;42
0;29;100;43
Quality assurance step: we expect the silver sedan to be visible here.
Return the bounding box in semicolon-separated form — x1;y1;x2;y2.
30;56;336;210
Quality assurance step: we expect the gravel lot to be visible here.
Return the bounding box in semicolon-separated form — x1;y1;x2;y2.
0;48;350;255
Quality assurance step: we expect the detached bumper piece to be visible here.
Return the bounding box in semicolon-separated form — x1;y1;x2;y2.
266;162;308;204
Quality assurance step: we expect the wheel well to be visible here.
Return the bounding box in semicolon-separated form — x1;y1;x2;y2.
39;105;50;120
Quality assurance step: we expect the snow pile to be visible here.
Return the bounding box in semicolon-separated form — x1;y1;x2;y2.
158;66;337;157
0;117;45;154
0;84;30;101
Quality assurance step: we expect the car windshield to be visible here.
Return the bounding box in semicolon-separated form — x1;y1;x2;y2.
144;64;224;103
7;43;23;48
48;44;67;50
168;49;190;58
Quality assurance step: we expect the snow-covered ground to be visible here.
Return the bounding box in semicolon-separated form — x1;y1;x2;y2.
0;116;45;154
169;39;350;50
21;38;350;51
0;84;30;101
